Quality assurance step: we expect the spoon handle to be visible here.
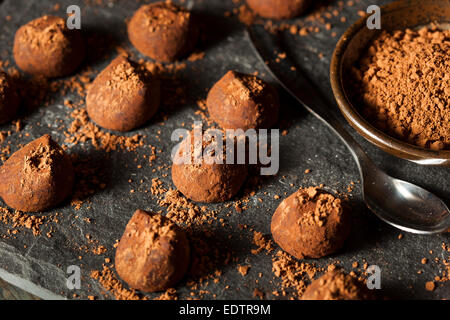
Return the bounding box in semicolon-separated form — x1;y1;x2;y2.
246;27;372;173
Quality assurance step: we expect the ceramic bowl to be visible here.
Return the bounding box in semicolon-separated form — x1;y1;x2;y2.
330;0;450;166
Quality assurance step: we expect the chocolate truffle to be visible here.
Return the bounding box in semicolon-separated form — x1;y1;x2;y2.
172;129;248;203
128;1;198;62
206;71;279;131
246;0;311;20
302;269;374;300
115;210;190;292
13;15;85;78
0;72;20;124
86;55;160;132
271;187;350;259
0;134;74;212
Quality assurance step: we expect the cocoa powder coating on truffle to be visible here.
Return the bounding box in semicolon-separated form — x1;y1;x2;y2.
246;0;311;20
86;55;161;132
206;71;279;131
127;1;198;62
0;134;74;212
0;71;20;125
301;269;373;300
13;15;85;78
115;209;190;292
271;187;350;259
172;129;248;203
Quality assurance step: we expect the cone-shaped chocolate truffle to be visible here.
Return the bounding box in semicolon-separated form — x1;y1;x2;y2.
13;15;85;78
271;187;350;259
0;71;20;125
302;269;374;300
115;210;190;292
128;1;198;62
86;55;160;132
172;129;248;203
0;134;74;212
206;71;279;131
246;0;311;20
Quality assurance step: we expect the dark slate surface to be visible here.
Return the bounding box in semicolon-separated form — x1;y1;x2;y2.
0;277;40;300
0;0;448;300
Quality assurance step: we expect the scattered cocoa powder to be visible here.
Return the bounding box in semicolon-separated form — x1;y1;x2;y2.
188;51;205;62
426;242;450;289
90;264;146;300
251;231;274;255
253;288;265;299
195;99;215;127
237;264;250;276
272;250;322;298
425;281;435;292
65;108;146;152
150;177;220;226
154;288;178;300
0;206;61;238
0;207;44;236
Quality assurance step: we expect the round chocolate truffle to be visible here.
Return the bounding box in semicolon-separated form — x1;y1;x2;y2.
302;269;374;300
206;71;279;131
0;72;20;125
115;210;190;292
128;1;198;62
246;0;311;20
13;15;85;78
172;129;248;203
0;134;74;212
271;187;350;259
86;55;160;132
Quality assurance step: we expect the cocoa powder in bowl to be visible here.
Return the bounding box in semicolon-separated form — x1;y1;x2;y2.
13;15;85;78
351;26;450;151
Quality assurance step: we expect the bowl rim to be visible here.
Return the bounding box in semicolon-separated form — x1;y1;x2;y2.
330;0;450;163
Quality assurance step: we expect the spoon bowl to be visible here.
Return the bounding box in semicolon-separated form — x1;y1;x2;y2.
362;168;450;234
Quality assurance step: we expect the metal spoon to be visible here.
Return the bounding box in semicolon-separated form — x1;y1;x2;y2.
247;27;450;234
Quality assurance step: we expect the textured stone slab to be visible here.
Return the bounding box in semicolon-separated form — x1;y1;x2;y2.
0;0;448;300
